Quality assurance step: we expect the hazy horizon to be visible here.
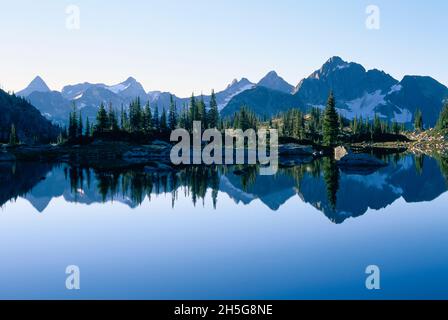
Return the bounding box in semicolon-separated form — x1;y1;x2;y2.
1;0;447;96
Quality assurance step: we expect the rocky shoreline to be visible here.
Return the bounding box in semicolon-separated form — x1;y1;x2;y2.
2;128;447;171
0;141;173;168
0;139;402;173
350;129;448;157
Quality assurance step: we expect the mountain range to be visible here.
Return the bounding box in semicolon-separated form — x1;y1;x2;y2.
17;56;448;127
223;57;448;127
17;76;257;125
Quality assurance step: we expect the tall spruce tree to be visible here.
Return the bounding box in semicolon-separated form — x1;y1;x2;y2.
85;117;90;137
143;102;153;134
198;95;207;129
108;103;118;132
9;124;19;145
160;108;168;133
77;112;83;138
120;105;129;132
68;103;78;140
153;105;160;132
322;91;340;146
414;109;423;131
96;102;108;133
373;113;382;135
392;121;400;134
179;103;188;130
207;89;219;129
189;94;198;125
129;98;142;132
168;95;178;131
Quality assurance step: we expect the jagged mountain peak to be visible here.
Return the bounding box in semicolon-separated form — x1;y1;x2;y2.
307;56;362;81
266;70;279;76
227;79;238;88
223;56;447;127
226;78;252;90
293;56;396;99
30;75;48;86
124;76;137;83
17;76;51;97
326;56;345;65
258;70;294;93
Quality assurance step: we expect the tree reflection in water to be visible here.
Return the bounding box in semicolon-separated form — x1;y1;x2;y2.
2;153;448;224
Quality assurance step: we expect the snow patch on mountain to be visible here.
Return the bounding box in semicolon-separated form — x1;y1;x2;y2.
218;83;255;111
105;83;131;94
341;90;387;119
335;64;350;71
388;84;403;95
339;89;412;123
147;91;162;102
393;107;413;123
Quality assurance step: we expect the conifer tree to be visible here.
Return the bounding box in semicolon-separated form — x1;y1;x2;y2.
120;105;126;130
322;91;340;146
168;95;178;131
179;104;188;130
77;112;83;138
392;121;400;134
189;94;198;126
129;98;142;132
400;123;406;133
68;111;74;139
160;108;168;133
338;113;344;131
373;114;382;135
96;102;108;133
153;105;160;132
57;132;64;145
9;124;19;145
142;102;153;134
414;109;423;131
351;117;359;135
68;103;78;140
207;89;219;129
85;117;90;137
436;103;448;130
198;95;207;129
108;103;118;132
120;105;129;132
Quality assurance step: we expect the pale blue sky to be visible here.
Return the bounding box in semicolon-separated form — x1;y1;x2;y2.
0;0;446;97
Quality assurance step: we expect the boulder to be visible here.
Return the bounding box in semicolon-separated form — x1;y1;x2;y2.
334;146;349;161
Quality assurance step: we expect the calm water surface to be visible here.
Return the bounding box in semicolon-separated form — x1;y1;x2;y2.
0;154;447;299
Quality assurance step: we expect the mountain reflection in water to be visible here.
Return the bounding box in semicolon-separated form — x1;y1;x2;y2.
1;153;448;224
